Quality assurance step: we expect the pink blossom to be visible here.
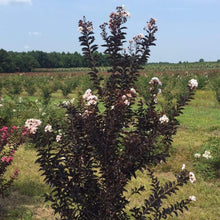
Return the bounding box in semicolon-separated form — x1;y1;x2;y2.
11;150;15;155
138;33;144;39
14;169;19;175
149;77;162;86
1;157;6;162
122;95;127;100
25;118;42;134
124;99;130;106
10;169;19;179
87;95;98;101
6;156;13;163
83;89;92;100
56;134;62;143
22;131;27;136
83;90;98;106
147;23;152;29
87;99;97;106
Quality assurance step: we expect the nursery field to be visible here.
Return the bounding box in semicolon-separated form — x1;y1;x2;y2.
0;66;219;219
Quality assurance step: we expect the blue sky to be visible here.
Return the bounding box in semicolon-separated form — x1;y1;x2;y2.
0;0;219;63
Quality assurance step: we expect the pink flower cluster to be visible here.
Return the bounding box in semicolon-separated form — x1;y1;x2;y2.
0;126;17;143
149;77;162;86
109;6;130;30
78;16;93;33
25;118;42;134
133;33;145;41
10;169;19;180
121;88;136;106
83;89;98;106
1;156;13;163
147;18;157;29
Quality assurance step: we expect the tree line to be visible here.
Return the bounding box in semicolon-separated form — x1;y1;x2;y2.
0;49;110;73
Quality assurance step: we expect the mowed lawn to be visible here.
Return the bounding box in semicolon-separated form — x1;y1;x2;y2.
0;89;219;220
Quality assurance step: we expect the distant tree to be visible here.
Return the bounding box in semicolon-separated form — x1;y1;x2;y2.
45;52;62;68
0;49;15;73
0;49;111;72
199;58;204;62
71;52;83;67
10;52;39;72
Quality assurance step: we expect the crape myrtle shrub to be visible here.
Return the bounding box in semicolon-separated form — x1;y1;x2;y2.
0;125;25;198
27;6;198;219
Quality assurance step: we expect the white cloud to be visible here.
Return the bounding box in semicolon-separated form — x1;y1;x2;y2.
28;31;42;37
24;45;30;50
0;0;32;5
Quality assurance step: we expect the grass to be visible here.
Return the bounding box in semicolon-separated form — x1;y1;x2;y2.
0;89;219;219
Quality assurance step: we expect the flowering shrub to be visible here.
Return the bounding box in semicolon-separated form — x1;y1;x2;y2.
27;6;198;219
0;125;25;198
193;137;220;180
211;75;220;104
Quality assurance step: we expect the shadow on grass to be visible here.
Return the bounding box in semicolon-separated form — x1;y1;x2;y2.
0;180;53;220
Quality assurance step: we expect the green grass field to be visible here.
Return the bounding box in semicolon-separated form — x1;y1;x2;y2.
0;87;219;220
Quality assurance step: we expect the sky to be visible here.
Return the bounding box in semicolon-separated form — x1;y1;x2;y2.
0;0;219;63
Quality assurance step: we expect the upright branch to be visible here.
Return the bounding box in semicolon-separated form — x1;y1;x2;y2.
78;17;102;96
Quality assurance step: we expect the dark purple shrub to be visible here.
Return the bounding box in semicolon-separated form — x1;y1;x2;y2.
28;6;198;219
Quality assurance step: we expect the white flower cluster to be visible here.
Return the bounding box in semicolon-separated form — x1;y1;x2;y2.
78;26;83;32
189;195;196;202
202;150;212;159
182;164;185;170
189;171;196;183
25;118;42;134
56;134;62;142
56;130;63;143
159;114;169;124
194;153;201;158
63;98;75;107
83;89;98;106
45;124;52;133
19;97;23;103
133;33;144;41
188;79;198;89
194;150;213;159
149;77;162;86
119;5;130;18
122;95;130;106
181;164;196;185
130;88;136;94
78;25;93;32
